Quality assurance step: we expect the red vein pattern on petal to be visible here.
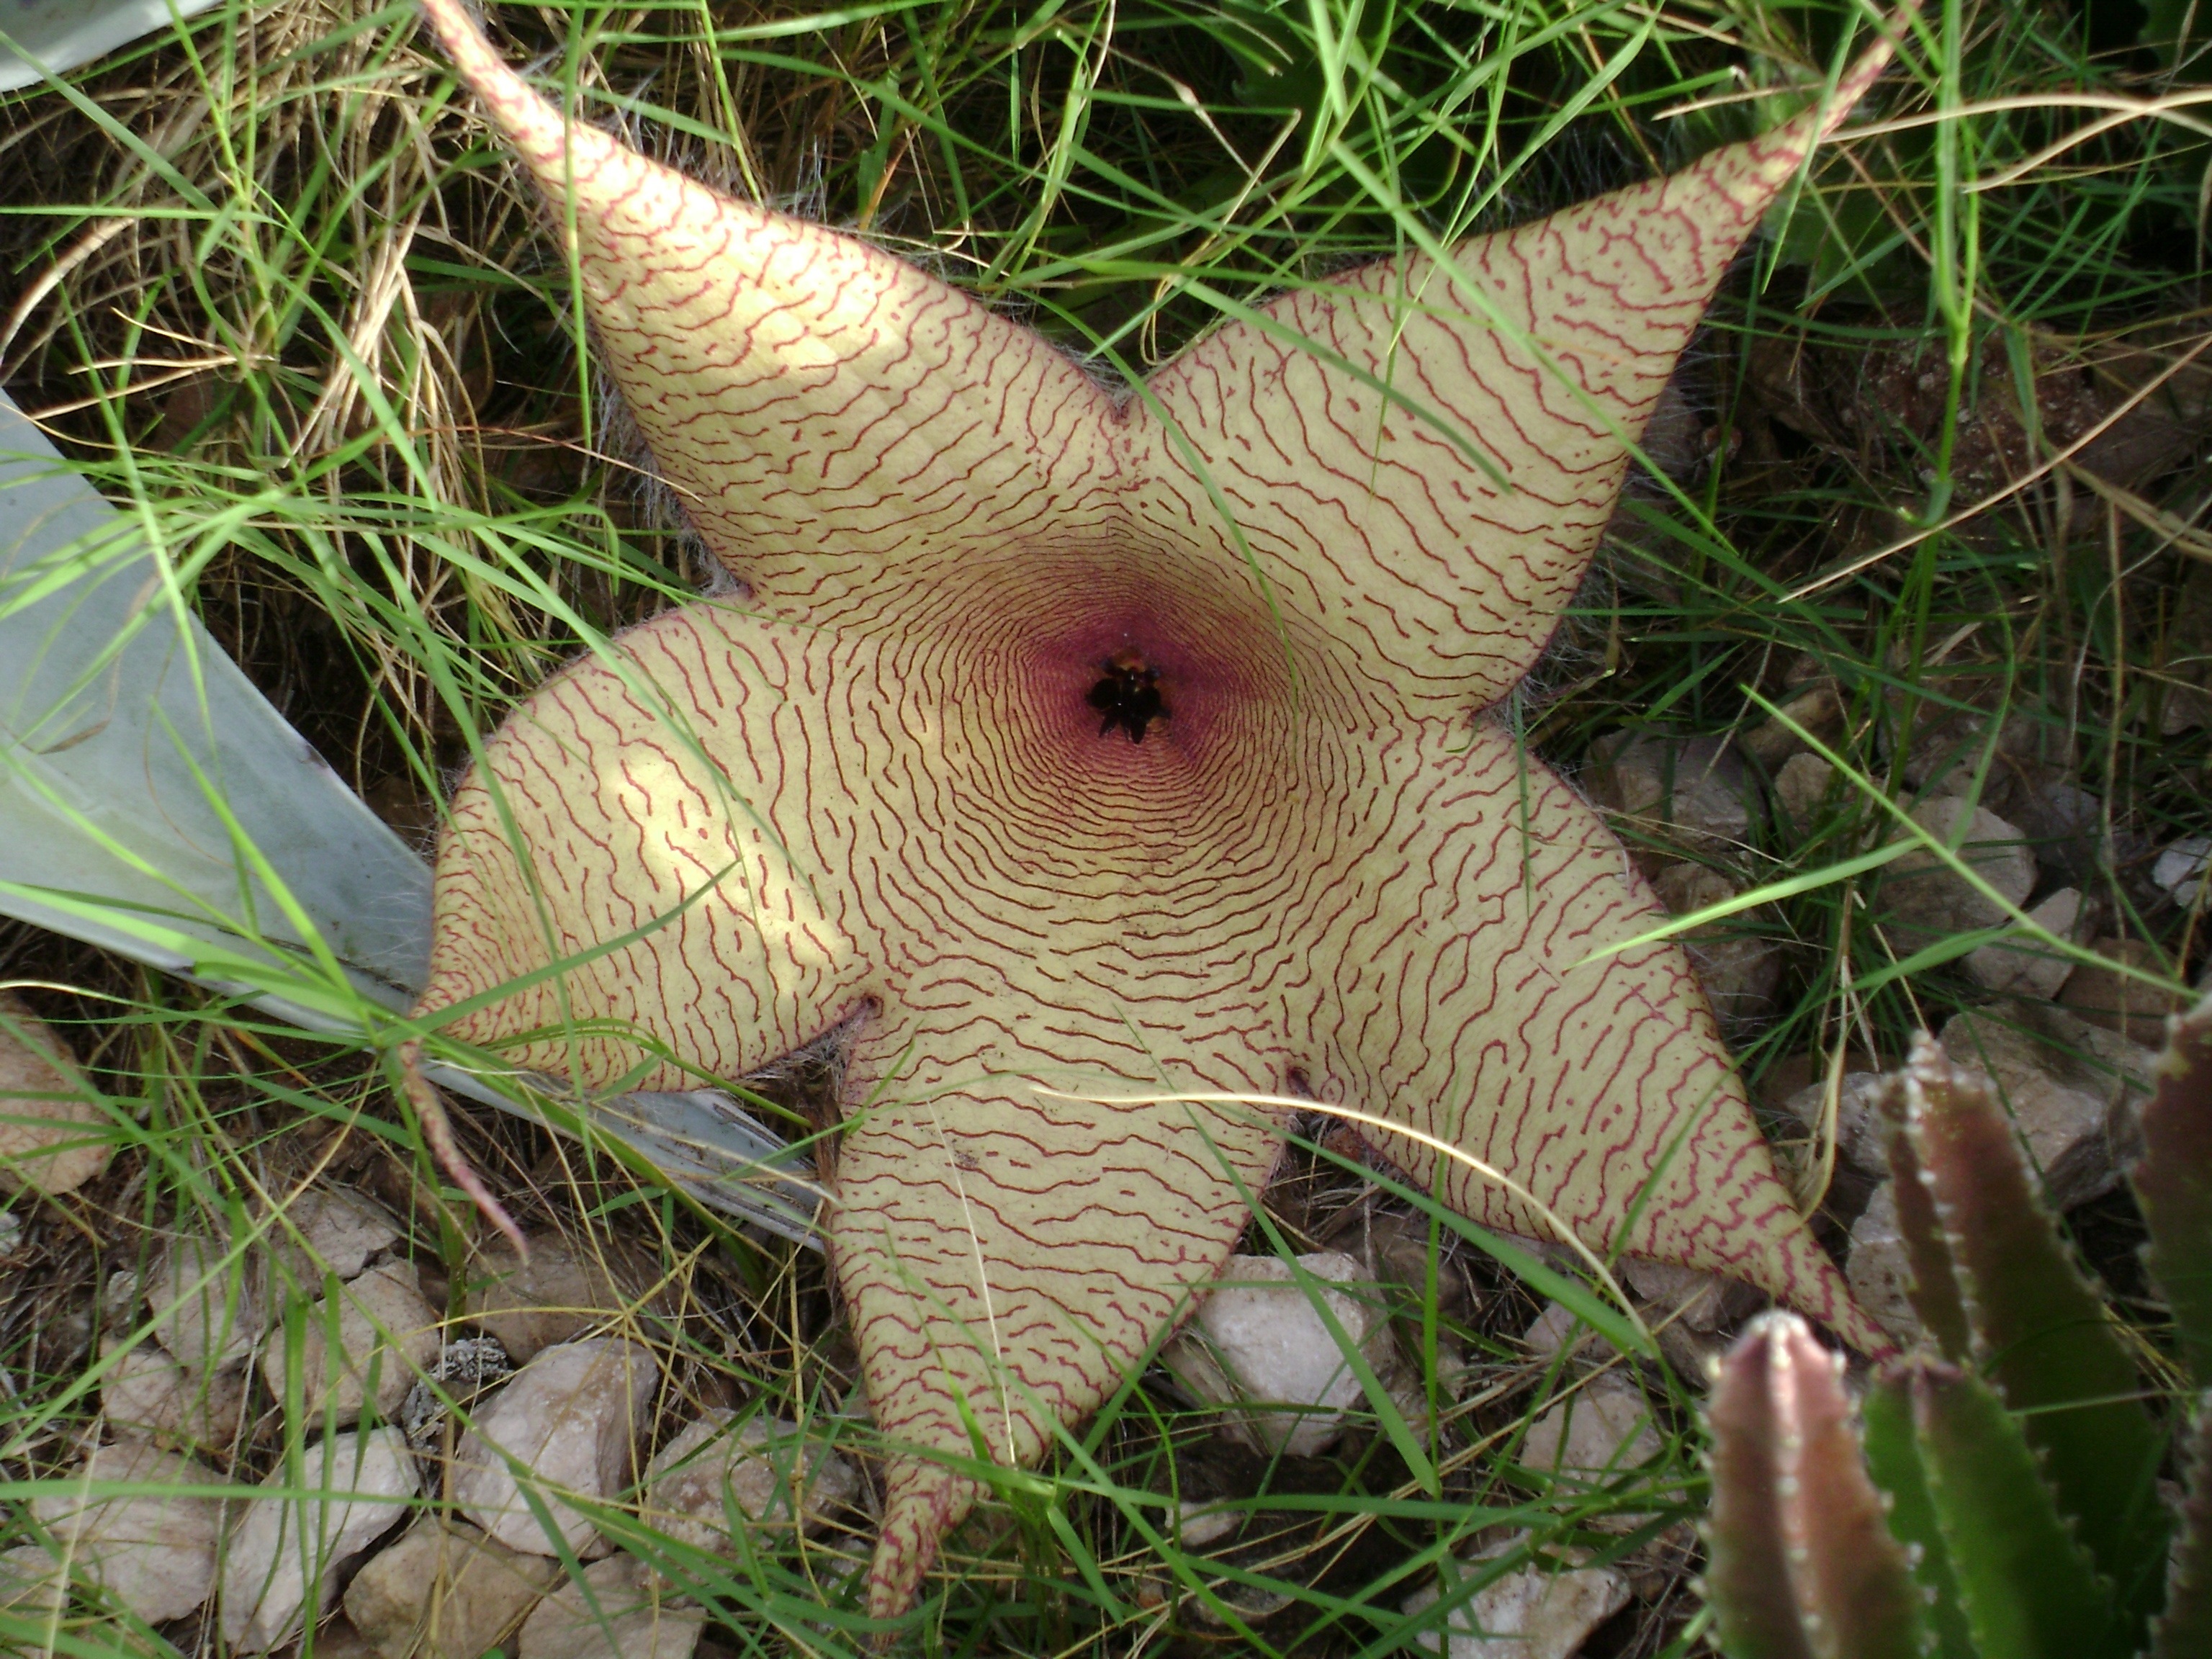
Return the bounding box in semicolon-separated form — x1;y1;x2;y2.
420;606;886;1089
1142;28;1906;718
413;0;1906;1619
833;1050;1280;1619
1288;716;1880;1354
421;0;1124;623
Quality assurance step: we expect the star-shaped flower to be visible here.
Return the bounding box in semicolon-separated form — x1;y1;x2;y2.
414;0;1899;1620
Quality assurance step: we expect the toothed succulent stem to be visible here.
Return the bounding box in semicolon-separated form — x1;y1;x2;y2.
1706;1313;1925;1659
1884;1038;2170;1632
1702;999;2212;1659
2135;995;2212;1385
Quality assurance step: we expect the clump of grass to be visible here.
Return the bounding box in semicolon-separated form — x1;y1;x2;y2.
3;1;2209;1655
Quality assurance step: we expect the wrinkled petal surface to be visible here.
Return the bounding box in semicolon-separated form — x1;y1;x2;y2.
416;0;1902;1619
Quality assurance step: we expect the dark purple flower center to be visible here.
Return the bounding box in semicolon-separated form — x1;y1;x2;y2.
1087;648;1169;743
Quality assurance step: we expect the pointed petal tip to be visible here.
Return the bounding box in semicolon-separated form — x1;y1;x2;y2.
865;1467;973;1629
418;0;619;185
419;0;524;112
1741;1218;1893;1360
1776;2;1920;157
1647;1;1915;256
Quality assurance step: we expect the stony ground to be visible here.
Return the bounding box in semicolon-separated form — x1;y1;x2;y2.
6;1;2212;1656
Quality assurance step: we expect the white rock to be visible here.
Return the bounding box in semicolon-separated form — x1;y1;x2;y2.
1160;1252;1398;1457
1772;752;1835;828
2155;835;2212;908
30;1439;228;1622
0;990;109;1197
264;1259;442;1426
220;1427;421;1652
148;1232;271;1372
1649;864;1783;1027
275;1188;403;1286
1519;1375;1664;1519
1965;886;2083;999
1780;1071;1893;1176
453;1338;659;1557
343;1515;559;1659
1939;1002;2155;1208
518;1553;704;1659
101;1334;251;1452
1403;1545;1630;1659
1845;1183;1924;1349
0;1544;64;1614
644;1411;858;1550
1882;796;2037;942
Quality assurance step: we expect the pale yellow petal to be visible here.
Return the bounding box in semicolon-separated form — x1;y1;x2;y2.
421;606;884;1089
420;0;1120;621
1287;717;1880;1354
1142;35;1905;717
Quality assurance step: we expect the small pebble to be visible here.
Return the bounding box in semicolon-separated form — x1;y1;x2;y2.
1845;1183;1924;1350
274;1188;403;1286
30;1439;229;1623
1583;732;1754;858
1771;752;1835;828
644;1411;858;1550
101;1334;251;1453
1649;863;1782;1027
1780;1071;1893;1177
343;1514;558;1659
0;991;109;1197
452;1338;659;1557
1939;1002;2151;1209
1519;1375;1663;1517
0;1542;65;1614
2154;835;2211;909
2059;938;2188;1048
1160;1252;1399;1457
518;1553;704;1659
463;1234;660;1362
1403;1540;1630;1659
220;1426;421;1652
1965;886;2082;1000
1881;797;2036;943
263;1259;442;1426
147;1232;270;1372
